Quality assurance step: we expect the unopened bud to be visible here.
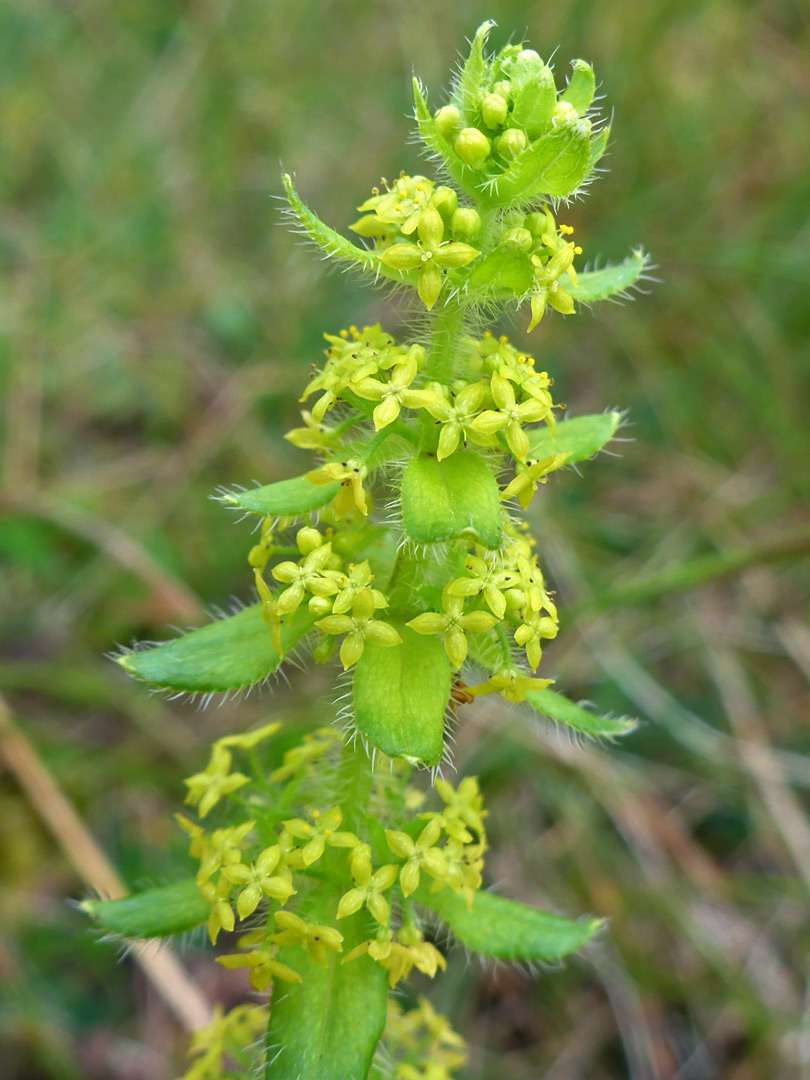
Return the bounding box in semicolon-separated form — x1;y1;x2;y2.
296;527;323;554
434;104;462;139
481;93;508;129
451;207;481;240
504;227;533;250
553;101;578;125
492;80;511;100
495;128;527;160
432;185;458;219
455;127;491;169
308;595;333;618
312;636;335;664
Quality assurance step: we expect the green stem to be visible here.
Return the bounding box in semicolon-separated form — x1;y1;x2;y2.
336;739;373;835
425;297;466;384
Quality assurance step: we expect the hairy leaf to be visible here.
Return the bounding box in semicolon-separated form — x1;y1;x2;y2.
80;880;208;939
419;886;602;961
401;451;502;549
353;627;450;766
527;412;623;463
524;687;638;739
219;475;339;517
117;605;313;693
560;59;596;116
282;173;379;272
569;248;651;303
265;908;387;1080
486;122;591;205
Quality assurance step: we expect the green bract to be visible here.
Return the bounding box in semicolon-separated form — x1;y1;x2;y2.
94;21;648;1080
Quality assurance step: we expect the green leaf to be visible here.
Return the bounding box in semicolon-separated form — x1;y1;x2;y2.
459;21;494;121
401;452;502;549
568;248;651;303
282;173;379;273
587;123;610;172
510;66;556;139
117;605;314;693
79;880;208;939
219;475;339;517
486;122;591;204
418;886;602;961
265;909;387;1080
527;412;623;463
560;59;596;115
353;627;451;767
524;687;638;739
469;243;534;293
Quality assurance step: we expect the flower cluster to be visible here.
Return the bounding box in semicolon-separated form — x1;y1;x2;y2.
178;725;488;993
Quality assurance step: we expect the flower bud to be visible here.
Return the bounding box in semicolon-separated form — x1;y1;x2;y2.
553;101;578;125
455;127;491;170
434;104;462;139
523;211;549;237
481;92;508;129
296;526;323;554
312;636;335;664
308;595;333;618
504;227;533;250
494;128;527;160
432;185;458;219
492;80;511;100
451;207;481;240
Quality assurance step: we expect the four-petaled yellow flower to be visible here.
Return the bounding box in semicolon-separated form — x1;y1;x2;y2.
317;590;402;669
468;373;551;461
378;207;479;310
386;818;448;896
220;844;295;919
351;350;435;431
336;859;398;926
184;744;249;819
407;589;498;668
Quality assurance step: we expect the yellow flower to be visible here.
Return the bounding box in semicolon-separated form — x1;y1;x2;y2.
272;910;344;966
378;207;479;310
407;589;498;668
500;454;569;509
317;590;401;669
306;458;369;517
183;744;249;818
386;818;448;896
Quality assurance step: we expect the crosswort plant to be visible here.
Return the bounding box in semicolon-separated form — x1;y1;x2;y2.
82;22;652;1079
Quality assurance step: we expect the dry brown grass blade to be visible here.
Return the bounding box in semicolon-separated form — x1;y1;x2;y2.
0;691;212;1032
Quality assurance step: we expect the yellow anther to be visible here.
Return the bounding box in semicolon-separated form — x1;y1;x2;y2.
559;224;574;235
339;329;348;338
574;245;583;254
311;810;320;819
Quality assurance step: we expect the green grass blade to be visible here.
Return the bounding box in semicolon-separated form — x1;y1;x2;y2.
117;605;314;693
527;411;623;463
79;880;208;939
418;886;602;961
524;687;638;739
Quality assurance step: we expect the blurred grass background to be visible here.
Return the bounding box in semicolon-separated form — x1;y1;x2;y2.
0;0;808;1076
